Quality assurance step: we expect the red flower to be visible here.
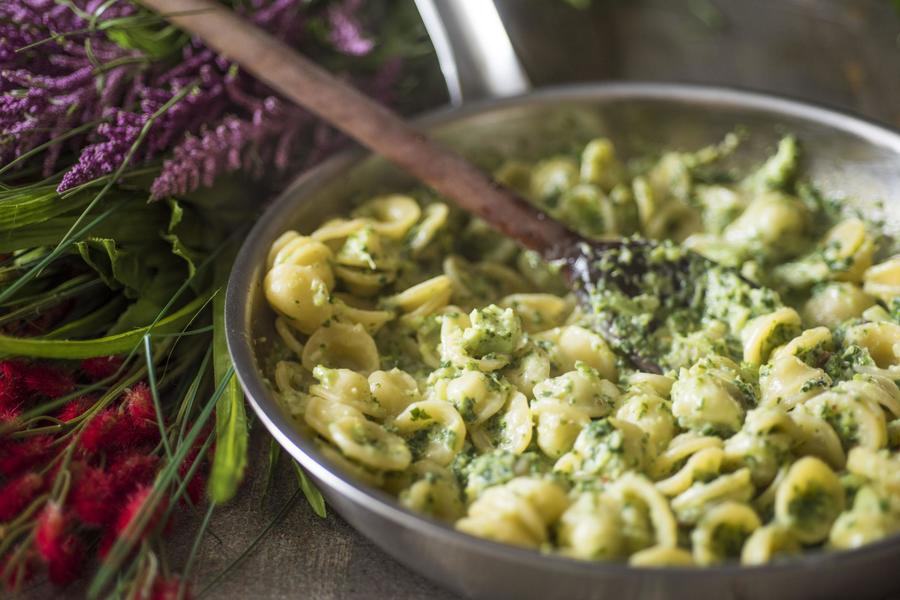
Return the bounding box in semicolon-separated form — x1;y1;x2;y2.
100;485;168;558
124;382;154;422
70;467;113;526
80;356;123;382
0;403;20;423
79;409;118;454
0;360;26;410
35;502;83;585
71;454;159;527
35;502;66;558
22;363;74;399
151;576;192;600
57;396;94;422
45;534;83;585
0;436;54;477
0;472;42;521
110;454;159;497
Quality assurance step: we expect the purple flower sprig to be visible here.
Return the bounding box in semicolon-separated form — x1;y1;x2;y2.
1;0;407;200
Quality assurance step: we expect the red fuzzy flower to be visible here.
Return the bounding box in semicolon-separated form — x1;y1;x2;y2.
0;360;26;410
45;534;83;585
99;485;168;558
124;382;154;422
70;467;114;526
80;356;123;382
22;363;74;399
110;454;159;497
0;436;54;477
0;472;42;521
150;576;191;600
79;409;118;454
57;396;94;422
35;502;83;585
0;403;20;423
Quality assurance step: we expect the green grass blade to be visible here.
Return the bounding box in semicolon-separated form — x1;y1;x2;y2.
208;251;248;503
292;461;326;518
0;291;212;358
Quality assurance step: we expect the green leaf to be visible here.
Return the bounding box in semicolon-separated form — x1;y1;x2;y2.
293;461;327;518
208;250;248;504
0;291;212;359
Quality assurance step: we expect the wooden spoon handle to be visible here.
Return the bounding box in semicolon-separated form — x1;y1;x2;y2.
140;0;579;255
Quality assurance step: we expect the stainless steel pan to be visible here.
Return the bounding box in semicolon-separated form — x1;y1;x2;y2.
225;4;900;599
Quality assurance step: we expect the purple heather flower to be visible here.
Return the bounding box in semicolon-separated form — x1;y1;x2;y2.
328;0;375;56
3;0;403;201
58;110;144;191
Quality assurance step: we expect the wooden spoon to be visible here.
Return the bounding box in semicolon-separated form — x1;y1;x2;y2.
141;0;705;373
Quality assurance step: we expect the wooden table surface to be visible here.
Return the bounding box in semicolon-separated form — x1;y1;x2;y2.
19;1;900;598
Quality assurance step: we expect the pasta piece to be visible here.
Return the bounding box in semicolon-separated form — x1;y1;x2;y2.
846;447;900;494
774;456;845;544
863;255;900;303
470;391;533;455
789;411;846;470
723;191;807;260
264;264;333;334
616;384;676;457
381;275;453;325
557;492;624;560
740;307;802;366
829;486;900;550
629;546;695;567
535;325;618;381
843;321;900;369
352;194;421;240
580;137;623;191
802;282;875;328
691;501;761;566
440;305;524;372
399;461;464;522
799;380;888;450
456;476;568;549
502;343;551;398
499;293;572;333
406;203;449;256
442;369;508;425
394;400;466;466
740;523;800;565
274;317;305;357
329;416;412;471
273;360;311;420
316;441;384;487
332;294;394;333
608;473;679;549
554;418;646;481
531;157;579;200
670;356;746;435
723;407;798;487
671;468;754;525
310;366;386;418
655;447;724;497
651;433;724;479
530;364;618;458
368;369;420;416
302;322;380;374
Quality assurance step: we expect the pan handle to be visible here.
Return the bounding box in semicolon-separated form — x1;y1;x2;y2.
414;0;531;104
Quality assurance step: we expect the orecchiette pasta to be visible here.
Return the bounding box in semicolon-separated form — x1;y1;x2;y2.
263;134;900;566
